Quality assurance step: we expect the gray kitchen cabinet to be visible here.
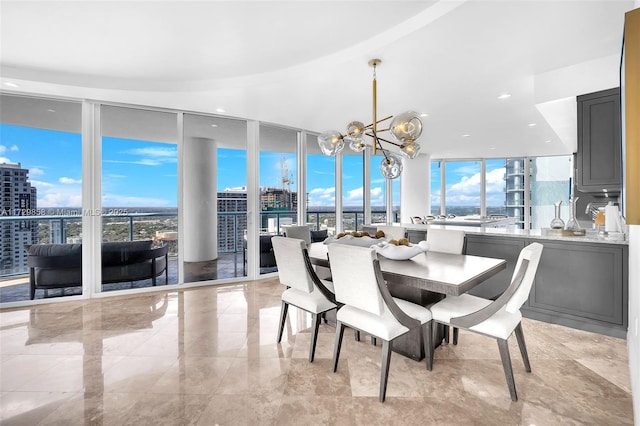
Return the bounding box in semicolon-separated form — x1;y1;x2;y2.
576;87;622;193
465;235;525;300
525;239;627;337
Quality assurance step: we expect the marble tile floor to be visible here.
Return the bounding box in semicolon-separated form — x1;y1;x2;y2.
0;277;633;425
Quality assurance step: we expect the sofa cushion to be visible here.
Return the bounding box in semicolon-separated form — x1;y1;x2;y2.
310;230;328;243
28;244;82;257
102;240;153;266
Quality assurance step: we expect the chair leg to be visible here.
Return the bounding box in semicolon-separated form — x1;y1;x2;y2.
354;330;360;341
277;301;289;343
380;339;392;403
514;322;532;372
497;338;518;401
371;336;377;346
443;325;450;344
309;313;321;362
452;327;459;345
423;322;433;371
332;322;346;373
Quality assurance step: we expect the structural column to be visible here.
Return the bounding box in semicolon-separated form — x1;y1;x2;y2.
184;137;217;262
400;154;430;223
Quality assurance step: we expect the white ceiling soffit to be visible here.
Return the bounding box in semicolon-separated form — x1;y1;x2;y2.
0;0;634;159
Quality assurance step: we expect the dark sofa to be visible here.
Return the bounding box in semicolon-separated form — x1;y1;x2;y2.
27;240;169;299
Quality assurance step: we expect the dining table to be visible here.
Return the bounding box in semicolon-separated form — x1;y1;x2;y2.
307;242;507;361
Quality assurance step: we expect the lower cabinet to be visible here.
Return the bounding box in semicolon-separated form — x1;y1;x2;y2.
465;234;628;338
525;239;627;337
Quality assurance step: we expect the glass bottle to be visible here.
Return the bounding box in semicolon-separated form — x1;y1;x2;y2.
550;201;565;229
565;197;581;232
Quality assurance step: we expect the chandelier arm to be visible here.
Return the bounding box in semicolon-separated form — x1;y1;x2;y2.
364;133;403;148
363;115;393;129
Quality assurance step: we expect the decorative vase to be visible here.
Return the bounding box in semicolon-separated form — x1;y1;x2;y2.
550;201;565;229
565;197;581;231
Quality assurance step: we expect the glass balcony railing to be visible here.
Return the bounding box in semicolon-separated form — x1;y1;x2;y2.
1;208;398;280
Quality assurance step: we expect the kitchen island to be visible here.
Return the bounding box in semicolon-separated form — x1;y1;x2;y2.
364;223;629;338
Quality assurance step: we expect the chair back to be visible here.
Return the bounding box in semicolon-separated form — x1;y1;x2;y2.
271;236;314;293
505;242;543;313
426;228;465;254
283;225;311;245
376;226;406;241
410;216;424;224
328;244;384;315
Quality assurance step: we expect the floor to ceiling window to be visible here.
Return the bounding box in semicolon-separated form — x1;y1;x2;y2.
259;124;297;274
183;114;248;282
444;160;481;216
0;95;83;302
342;152;364;231
306;133;336;235
100;105;178;293
430;160;442;216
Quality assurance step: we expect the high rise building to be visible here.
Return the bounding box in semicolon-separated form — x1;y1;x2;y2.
1;163;38;274
217;187;248;252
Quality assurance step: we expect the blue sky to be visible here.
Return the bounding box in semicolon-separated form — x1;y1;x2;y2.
1;123;507;209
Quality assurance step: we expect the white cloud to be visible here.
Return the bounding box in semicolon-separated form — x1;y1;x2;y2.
10;145;18;152
445;167;506;206
307;187;335;207
30;179;55;188
124;147;176;158
0;157;12;164
29;167;45;176
0;146;6;154
59;177;82;184
106;173;127;179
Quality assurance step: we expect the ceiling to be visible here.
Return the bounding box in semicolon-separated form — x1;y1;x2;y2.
0;0;634;158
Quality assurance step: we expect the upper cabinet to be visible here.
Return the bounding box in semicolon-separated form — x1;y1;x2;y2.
576;87;622;194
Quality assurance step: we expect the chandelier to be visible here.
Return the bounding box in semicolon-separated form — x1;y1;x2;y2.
317;59;423;179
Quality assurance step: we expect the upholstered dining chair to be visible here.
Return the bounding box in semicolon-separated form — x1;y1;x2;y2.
327;243;433;402
426;228;466;343
283;225;312;245
426;228;465;254
429;242;543;401
272;236;336;362
376;225;407;241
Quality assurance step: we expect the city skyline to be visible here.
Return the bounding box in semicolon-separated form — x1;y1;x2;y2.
1;123;508;210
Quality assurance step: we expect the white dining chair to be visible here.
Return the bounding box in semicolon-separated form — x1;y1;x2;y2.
429;242;543;401
426;228;466;343
272;236;336;362
283;225;312;245
328;243;433;402
376;225;407;241
426;228;465;254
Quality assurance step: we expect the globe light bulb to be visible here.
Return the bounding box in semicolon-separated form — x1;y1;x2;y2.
349;138;367;152
400;141;421;159
379;153;403;179
318;130;344;156
346;121;365;139
390;111;423;144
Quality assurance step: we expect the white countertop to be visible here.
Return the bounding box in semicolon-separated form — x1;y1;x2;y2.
368;223;629;245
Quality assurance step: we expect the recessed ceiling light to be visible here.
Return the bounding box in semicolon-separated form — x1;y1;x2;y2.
497;93;511;100
3;82;19;88
489;146;496;150
47;109;56;113
210;124;218;128
462;134;470;138
216;108;226;113
420;113;429;117
544;139;552;144
528;123;537;127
